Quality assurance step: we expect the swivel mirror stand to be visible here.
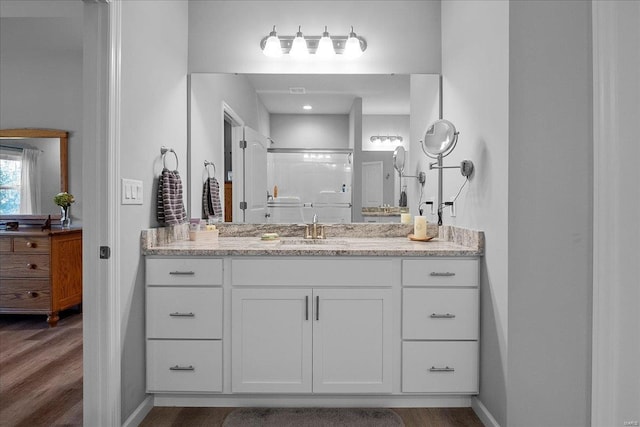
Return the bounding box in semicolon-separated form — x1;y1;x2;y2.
421;120;474;225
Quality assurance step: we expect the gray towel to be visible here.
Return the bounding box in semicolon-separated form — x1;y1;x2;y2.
202;177;222;220
157;168;186;225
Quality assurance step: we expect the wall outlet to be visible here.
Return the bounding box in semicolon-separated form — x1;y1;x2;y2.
121;178;143;205
449;197;456;217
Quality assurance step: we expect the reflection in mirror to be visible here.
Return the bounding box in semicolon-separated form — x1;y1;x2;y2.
0;129;68;216
393;146;406;174
422;119;458;157
189;74;440;223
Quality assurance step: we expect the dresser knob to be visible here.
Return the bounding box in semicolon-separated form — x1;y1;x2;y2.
26;291;39;298
26;241;36;248
27;263;37;269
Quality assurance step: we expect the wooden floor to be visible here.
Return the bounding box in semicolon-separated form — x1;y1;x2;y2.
0;311;82;427
141;406;484;427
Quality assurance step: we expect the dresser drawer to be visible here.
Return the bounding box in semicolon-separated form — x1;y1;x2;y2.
0;279;51;309
0;238;11;252
402;259;479;287
403;288;478;340
147;287;223;339
0;254;50;278
12;236;50;253
147;340;222;393
146;258;223;286
402;341;478;393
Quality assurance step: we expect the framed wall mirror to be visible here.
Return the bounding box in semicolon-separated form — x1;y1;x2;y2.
0;128;68;218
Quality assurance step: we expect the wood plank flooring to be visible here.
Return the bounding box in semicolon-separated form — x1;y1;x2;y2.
0;311;82;427
140;406;484;427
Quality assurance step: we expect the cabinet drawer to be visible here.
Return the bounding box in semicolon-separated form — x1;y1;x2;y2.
147;340;222;393
402;341;478;393
146;258;223;286
147;287;222;339
12;236;50;253
0;279;51;309
232;258;393;287
0;254;50;278
0;238;11;252
402;259;478;287
403;288;478;340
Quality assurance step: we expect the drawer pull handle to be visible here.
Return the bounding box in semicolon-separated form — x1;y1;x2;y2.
430;272;456;277
429;366;455;372
169;312;195;317
169;365;194;371
169;271;195;276
26;241;36;248
430;313;456;319
26;291;39;298
26;263;37;269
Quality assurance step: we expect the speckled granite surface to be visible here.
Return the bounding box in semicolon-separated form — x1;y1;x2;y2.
141;223;483;257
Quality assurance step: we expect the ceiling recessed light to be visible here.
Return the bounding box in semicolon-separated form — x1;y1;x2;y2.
303;105;313;110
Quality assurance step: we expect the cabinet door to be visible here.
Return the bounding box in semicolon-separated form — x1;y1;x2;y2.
312;289;392;393
231;288;312;393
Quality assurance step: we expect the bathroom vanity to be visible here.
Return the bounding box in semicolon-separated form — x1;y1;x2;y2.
142;224;483;407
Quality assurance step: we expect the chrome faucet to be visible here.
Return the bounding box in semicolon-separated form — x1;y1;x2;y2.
305;214;325;239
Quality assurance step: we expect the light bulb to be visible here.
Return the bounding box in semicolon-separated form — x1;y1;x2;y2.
316;26;335;58
344;26;363;59
262;26;282;57
290;26;309;57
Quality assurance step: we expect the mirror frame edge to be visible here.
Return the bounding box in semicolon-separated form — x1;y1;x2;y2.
0;128;68;194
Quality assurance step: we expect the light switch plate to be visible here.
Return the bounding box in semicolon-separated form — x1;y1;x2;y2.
121;178;143;205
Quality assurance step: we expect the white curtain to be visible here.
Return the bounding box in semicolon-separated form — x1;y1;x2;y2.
20;148;41;214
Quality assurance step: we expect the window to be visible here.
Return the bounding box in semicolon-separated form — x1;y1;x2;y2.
0;148;22;214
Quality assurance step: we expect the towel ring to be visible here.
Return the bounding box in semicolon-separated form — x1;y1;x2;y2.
204;161;216;179
161;147;179;170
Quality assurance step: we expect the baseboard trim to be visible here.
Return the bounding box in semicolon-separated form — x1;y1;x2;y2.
153;394;472;408
122;395;154;427
472;397;500;427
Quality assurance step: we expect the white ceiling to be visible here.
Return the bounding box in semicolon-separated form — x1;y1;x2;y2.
245;74;410;115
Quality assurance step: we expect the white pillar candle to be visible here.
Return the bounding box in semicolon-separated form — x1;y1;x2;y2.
414;216;427;239
401;213;412;224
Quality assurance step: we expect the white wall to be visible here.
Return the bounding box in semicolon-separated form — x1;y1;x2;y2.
408;74;441;219
508;1;592;426
188;0;441;75
441;2;509;425
118;1;189;422
592;2;640;425
189;73;269;218
270;114;349;149
0;17;84;222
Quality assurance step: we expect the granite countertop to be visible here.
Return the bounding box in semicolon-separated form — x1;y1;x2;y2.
361;207;408;217
142;223;483;257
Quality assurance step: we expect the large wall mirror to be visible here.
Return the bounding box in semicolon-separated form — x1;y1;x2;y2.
0;128;68;217
189;73;440;224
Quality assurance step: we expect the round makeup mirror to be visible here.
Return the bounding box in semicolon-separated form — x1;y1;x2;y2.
393;146;406;174
422;119;458;157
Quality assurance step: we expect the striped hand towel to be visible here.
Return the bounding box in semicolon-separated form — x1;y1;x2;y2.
157;168;186;225
202;177;222;220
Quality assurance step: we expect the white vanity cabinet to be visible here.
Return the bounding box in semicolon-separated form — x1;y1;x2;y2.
146;258;224;393
401;258;480;394
230;259;393;394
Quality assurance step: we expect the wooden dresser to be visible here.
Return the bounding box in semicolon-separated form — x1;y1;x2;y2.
0;228;82;327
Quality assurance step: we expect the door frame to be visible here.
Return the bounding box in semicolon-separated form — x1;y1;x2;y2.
82;0;121;425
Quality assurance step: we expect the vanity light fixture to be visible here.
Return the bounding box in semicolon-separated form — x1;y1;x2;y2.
302;105;313;110
370;135;403;143
260;25;367;57
290;26;309;58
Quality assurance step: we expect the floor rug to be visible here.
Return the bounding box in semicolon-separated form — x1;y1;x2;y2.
222;407;405;427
